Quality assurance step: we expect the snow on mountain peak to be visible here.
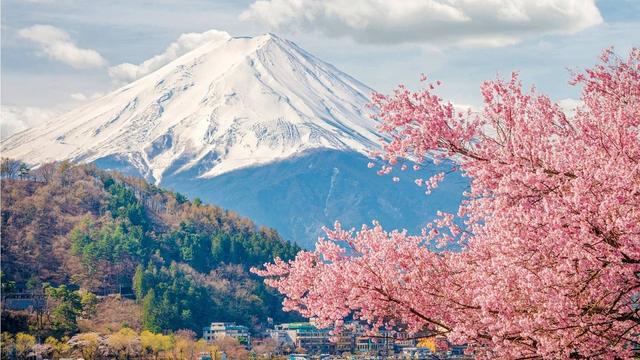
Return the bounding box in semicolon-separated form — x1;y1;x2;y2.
2;32;381;181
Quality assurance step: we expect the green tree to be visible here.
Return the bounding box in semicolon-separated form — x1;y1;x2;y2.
104;181;148;228
70;217;145;272
44;284;82;335
79;290;98;318
174;192;188;204
17;163;30;180
210;232;231;264
132;264;145;300
142;289;161;333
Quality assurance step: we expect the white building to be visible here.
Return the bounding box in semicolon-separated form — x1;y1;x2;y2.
203;322;251;345
267;322;333;354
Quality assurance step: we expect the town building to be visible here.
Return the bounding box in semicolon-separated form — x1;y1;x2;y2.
333;332;355;354
268;322;333;354
354;335;394;354
203;322;251;345
401;347;436;359
394;332;417;352
201;320;471;358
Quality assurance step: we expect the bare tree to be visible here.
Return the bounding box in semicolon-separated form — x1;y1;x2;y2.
33;162;57;183
1;158;22;179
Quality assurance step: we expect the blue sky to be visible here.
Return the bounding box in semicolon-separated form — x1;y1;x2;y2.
1;0;639;136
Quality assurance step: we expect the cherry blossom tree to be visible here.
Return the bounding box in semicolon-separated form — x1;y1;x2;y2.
253;48;640;359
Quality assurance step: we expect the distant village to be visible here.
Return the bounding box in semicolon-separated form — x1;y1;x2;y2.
203;321;471;360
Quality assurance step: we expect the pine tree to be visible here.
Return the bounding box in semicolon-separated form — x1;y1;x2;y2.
142;289;160;332
132;264;145;300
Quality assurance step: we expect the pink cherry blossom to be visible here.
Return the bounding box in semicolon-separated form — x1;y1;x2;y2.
253;48;640;359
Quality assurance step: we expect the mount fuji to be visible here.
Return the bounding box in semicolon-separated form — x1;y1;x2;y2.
2;33;465;248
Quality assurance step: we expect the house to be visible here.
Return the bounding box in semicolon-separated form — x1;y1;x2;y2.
203;322;251;345
268;322;333;354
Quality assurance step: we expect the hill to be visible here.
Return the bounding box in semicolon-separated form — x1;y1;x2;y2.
0;159;302;334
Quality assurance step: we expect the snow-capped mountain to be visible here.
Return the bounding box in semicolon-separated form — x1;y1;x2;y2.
3;33;466;247
2;33;379;181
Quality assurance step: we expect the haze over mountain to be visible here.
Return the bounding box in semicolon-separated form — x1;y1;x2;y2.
2;33;466;247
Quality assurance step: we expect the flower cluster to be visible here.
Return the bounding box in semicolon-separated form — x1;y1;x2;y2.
253;48;640;359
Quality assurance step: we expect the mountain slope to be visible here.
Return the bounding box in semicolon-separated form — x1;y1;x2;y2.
161;149;467;246
1;162;302;332
2;33;379;181
2;32;467;247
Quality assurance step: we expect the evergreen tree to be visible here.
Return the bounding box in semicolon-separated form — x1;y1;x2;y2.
142;289;160;333
132;264;145;300
44;285;82;336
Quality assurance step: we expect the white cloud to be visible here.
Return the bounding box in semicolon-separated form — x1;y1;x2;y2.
108;29;231;84
240;0;603;47
0;105;61;140
18;24;107;69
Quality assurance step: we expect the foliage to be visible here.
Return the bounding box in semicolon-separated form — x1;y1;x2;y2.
140;330;173;360
141;289;161;333
69;217;145;273
72;332;101;360
79;289;98;318
44;284;83;336
142;264;258;331
14;333;36;359
0;312;29;334
160;221;299;274
107;327;140;360
254;48;640;358
213;337;248;360
172;329;197;360
1;160;302;334
0;158;26;180
45;336;71;359
252;338;279;358
103;179;149;228
0;272;16;293
1;332;15;360
135;262;283;332
3;329;238;360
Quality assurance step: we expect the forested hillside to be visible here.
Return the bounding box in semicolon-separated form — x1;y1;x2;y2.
0;159;302;334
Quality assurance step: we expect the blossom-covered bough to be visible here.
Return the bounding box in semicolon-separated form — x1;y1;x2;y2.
252;48;640;359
